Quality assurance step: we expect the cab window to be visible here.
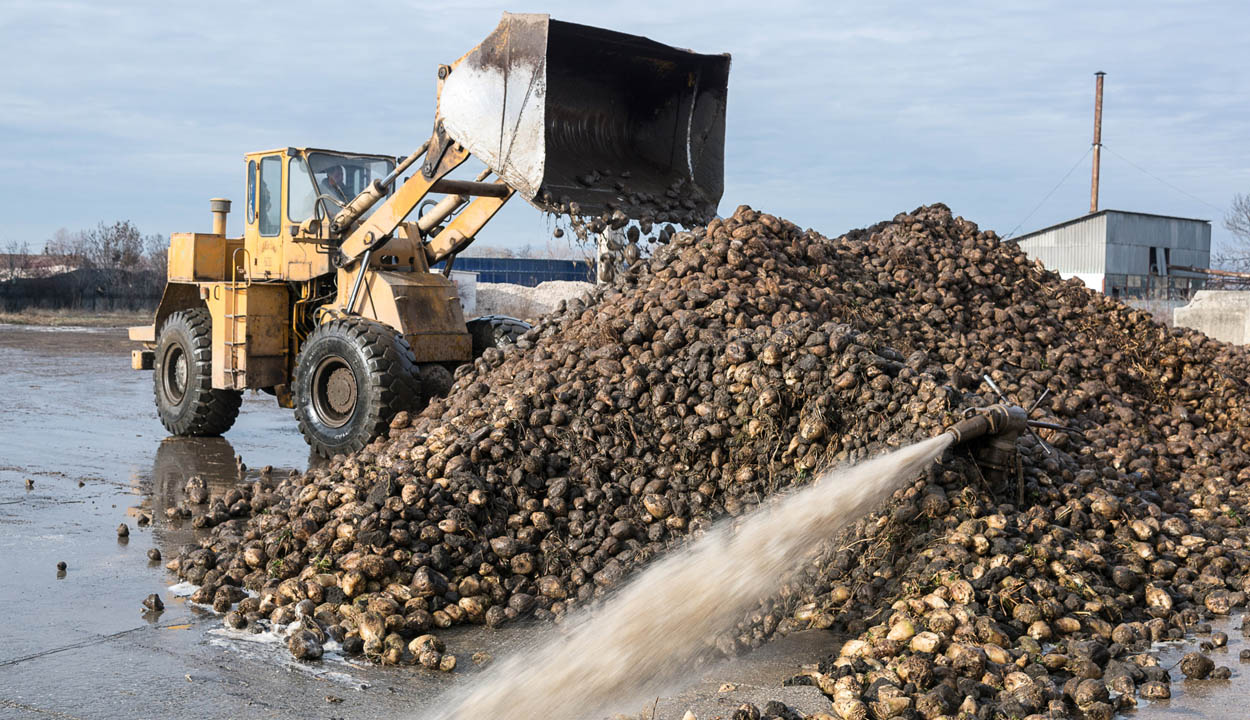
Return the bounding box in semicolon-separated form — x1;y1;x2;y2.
307;152;394;222
288;156;316;223
258;156;281;236
246;160;256;224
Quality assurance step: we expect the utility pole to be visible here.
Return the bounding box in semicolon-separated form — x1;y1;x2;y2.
1090;71;1105;214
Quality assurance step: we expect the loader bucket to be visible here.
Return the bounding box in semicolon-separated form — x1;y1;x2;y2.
437;13;729;222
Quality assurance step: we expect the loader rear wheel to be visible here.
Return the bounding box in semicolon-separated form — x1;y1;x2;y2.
293;317;419;459
153;308;242;436
466;315;531;358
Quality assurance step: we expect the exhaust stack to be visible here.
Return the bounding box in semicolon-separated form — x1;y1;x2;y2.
210;198;231;236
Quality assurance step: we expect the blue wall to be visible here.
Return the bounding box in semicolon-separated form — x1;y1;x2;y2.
434;257;595;287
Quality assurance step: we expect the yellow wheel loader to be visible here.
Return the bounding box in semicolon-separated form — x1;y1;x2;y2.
129;13;729;457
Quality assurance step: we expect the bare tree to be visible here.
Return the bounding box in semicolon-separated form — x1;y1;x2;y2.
543;235;579;260
44;227;89;267
6;222;168;312
143;233;168;273
1217;194;1250;272
1227;193;1250;240
3;240;30;281
464;241;584;260
466;244;516;259
142;233;169;297
83;221;144;270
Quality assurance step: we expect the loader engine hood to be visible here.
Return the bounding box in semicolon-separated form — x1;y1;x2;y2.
436;12;730;222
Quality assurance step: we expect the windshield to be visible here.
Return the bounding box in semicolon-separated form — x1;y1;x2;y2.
301;152;394;222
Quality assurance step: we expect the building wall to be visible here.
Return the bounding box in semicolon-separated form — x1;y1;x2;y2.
1016;214;1107;275
1016;211;1211;300
1105;212;1211;275
1103;212;1211;300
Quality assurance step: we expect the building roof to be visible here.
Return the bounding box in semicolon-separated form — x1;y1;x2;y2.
0;253;80;269
1015;209;1211;243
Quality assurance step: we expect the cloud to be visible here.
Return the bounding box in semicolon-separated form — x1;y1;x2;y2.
0;0;1246;253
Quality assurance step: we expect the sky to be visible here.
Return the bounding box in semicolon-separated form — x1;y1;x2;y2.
1;0;1247;257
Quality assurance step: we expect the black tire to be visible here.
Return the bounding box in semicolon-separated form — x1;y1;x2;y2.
293;317;419;458
153;308;243;436
466;315;531;358
417;363;455;398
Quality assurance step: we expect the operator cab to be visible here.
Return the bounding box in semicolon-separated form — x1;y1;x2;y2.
243;147;395;281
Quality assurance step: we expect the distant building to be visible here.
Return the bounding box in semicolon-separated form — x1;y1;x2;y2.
0;253;81;281
1015;210;1211;300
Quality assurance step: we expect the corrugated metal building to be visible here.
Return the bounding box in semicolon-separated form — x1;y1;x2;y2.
1015;209;1211;299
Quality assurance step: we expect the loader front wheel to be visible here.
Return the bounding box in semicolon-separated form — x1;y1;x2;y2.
153;308;242;436
466;315;531;358
293;318;419;459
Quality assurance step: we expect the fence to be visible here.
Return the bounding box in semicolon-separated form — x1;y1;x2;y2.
0;269;164;312
434;257;595;286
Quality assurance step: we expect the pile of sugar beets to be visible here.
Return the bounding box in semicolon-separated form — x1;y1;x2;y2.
167;204;1250;719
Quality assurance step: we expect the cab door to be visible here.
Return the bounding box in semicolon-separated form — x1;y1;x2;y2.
243;152;285;279
283;151;329;282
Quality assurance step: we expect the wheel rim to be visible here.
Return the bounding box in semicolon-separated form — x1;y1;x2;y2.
162;343;188;404
311;355;357;428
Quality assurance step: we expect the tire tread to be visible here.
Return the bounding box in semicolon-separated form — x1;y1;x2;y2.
154;308;242;437
293;317;419;458
466;314;531;358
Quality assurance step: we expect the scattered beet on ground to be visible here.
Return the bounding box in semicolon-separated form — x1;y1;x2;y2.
167;203;1250;719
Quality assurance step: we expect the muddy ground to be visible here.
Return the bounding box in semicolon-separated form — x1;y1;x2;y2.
0;324;1244;719
0;310;151;327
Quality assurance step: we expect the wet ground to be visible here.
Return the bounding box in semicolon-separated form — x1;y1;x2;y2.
0;325;833;720
0;324;1246;719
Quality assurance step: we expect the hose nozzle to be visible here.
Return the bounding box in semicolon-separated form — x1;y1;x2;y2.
943;404;1028;446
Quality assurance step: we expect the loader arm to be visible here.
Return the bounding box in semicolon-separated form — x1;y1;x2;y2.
332;129;517;272
335;143;517;270
422;184;515;267
334;141;471;268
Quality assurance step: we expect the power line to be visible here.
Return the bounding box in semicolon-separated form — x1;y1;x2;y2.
1102;144;1225;215
1005;146;1092;239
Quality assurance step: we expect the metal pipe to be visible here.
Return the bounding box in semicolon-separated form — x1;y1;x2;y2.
943;404;1028;446
941;404;1033;503
210;198;231;236
331;140;431;233
415;169;496;233
380;140;431;188
428;179;510;198
1169;264;1250;280
1090;71;1105;214
345;249;372;315
417;194;467;233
